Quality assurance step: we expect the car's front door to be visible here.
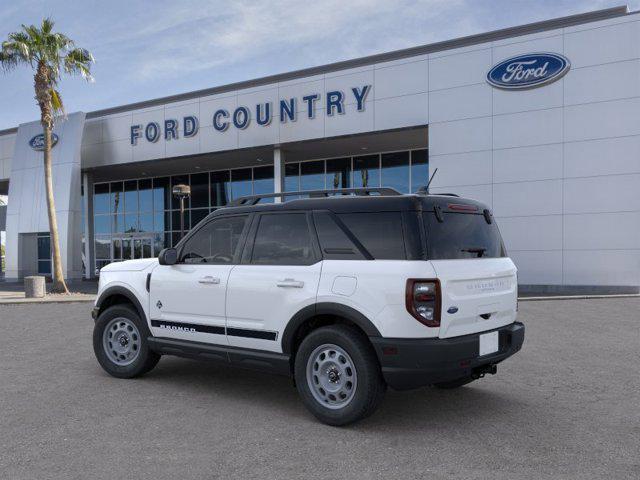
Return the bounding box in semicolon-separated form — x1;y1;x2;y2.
149;214;250;345
226;212;322;353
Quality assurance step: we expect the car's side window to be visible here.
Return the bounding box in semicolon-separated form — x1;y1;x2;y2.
251;213;315;265
180;215;248;264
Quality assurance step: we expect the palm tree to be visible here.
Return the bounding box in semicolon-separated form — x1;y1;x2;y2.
0;18;93;293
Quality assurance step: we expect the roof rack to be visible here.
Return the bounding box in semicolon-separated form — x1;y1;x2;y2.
228;187;402;207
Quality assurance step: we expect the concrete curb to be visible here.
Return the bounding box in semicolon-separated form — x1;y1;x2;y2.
0;295;96;305
519;294;640;302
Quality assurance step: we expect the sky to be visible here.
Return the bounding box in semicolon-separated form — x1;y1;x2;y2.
0;0;639;130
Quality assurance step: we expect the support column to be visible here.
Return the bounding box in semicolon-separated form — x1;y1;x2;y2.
82;172;94;279
273;147;285;203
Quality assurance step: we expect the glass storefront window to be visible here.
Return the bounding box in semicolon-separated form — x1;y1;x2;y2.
231;168;252;199
285;163;299;192
153;177;170;212
190;173;209;209
253;166;274;198
94;183;109;214
110;182;123;215
381;151;410;193
211;171;230;207
94;215;110;235
92;149;427;273
139;179;153;212
353;155;380;188
410;149;429;192
326;158;351;190
190;208;209;229
139;214;154;232
124;180;138;213
301;160;325;191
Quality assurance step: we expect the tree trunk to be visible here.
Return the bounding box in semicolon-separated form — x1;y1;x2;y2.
43;124;68;294
35;63;68;294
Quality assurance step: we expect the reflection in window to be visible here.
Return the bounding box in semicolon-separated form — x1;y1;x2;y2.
410;149;429;192
381;152;410;193
285;163;299;193
353;155;380;188
139;179;153;212
190;173;209;208
301;161;324;191
110;182;123;215
211;171;230;206
253;166;274;199
153;177;170;212
231;168;252;199
326;158;351;190
124;180;138;213
94;184;110;214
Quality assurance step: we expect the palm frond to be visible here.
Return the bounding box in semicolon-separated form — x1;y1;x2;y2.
64;47;94;81
50;87;64;114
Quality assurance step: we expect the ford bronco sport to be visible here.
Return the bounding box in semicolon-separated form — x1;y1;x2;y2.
92;188;524;425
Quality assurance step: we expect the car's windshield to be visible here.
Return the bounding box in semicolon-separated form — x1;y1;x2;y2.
423;211;506;260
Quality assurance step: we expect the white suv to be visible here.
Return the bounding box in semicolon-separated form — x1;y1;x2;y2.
92;188;524;425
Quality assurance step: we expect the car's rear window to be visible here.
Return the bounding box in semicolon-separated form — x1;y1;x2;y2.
423;212;506;260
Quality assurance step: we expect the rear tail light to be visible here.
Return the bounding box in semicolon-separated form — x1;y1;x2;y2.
406;279;441;327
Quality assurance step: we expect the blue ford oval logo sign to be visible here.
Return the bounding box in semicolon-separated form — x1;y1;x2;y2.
29;133;59;151
487;53;570;90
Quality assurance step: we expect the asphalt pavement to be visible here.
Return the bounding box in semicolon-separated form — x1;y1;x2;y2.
0;298;638;479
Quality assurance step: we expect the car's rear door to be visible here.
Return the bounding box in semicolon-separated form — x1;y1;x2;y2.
225;212;322;352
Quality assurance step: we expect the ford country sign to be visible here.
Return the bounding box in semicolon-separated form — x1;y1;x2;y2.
487;53;570;90
29;133;59;151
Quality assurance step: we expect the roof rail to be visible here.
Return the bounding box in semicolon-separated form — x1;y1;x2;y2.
228;187;402;206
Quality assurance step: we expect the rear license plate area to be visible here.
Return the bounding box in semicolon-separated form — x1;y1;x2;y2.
479;331;499;356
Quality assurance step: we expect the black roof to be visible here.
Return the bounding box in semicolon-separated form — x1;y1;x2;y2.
209;193;489;217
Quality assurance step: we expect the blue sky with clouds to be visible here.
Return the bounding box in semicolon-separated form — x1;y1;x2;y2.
0;0;638;130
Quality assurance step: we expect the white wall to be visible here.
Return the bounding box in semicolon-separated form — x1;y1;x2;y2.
4;113;85;280
427;14;640;289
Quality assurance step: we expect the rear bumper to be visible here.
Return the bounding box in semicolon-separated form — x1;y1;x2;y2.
370;322;525;390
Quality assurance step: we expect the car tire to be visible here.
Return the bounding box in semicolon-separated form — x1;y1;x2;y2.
433;377;475;389
93;304;160;379
294;325;386;426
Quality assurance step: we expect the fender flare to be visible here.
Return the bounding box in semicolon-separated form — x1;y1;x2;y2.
281;302;381;354
95;285;146;322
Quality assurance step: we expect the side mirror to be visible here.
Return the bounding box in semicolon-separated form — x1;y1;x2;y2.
158;248;177;265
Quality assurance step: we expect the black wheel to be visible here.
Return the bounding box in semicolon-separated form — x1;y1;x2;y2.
294;325;386;426
93;304;160;378
433;376;475;389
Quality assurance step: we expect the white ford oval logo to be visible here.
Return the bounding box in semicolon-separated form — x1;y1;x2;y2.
487;53;570;90
29;133;59;151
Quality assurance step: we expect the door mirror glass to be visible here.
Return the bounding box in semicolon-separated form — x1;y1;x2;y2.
158;248;177;265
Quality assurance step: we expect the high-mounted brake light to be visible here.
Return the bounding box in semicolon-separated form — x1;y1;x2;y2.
406;279;441;327
447;203;478;212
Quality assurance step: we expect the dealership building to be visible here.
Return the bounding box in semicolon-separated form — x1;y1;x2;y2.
0;6;639;293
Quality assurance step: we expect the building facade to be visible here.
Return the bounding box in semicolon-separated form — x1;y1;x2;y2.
0;6;639;293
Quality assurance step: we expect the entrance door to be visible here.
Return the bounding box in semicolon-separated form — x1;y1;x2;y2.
112;234;155;261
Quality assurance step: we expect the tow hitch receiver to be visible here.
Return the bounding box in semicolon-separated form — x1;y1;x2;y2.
472;364;497;379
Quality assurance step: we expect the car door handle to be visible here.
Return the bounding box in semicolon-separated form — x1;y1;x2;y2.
198;276;220;285
277;278;304;288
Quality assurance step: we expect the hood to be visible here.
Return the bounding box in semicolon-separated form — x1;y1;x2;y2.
100;258;158;272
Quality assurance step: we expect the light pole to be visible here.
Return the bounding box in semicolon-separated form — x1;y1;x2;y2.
172;184;191;239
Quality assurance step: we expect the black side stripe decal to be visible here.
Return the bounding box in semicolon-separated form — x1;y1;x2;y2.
150;320;277;341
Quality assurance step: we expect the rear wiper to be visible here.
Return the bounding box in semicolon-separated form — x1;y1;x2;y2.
461;247;486;258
